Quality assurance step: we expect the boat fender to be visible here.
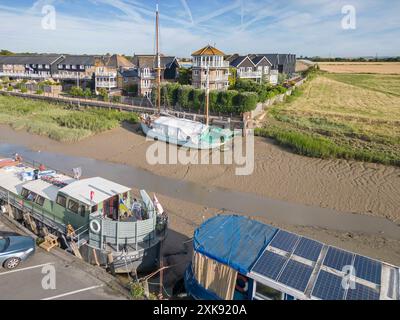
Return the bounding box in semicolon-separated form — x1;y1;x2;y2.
235;274;249;294
90;220;101;234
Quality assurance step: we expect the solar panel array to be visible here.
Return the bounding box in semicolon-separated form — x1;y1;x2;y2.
250;229;385;300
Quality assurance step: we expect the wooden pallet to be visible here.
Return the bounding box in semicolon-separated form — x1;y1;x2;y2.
39;234;59;252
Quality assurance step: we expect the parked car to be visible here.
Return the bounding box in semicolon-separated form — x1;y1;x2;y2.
0;233;35;270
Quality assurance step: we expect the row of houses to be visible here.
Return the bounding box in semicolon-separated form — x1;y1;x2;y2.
0;46;296;97
0;54;133;93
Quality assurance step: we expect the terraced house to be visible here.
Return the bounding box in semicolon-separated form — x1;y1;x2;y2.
0;54;133;93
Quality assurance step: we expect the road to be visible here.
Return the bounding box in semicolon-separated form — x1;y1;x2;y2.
0;217;128;300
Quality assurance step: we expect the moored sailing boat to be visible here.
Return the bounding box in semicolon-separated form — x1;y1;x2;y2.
140;4;234;150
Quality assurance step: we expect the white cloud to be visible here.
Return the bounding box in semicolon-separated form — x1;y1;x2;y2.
0;0;398;57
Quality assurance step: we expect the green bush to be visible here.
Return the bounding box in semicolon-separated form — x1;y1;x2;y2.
70;86;84;97
0;84;3;90
190;88;204;110
7;86;13;92
235;92;258;113
35;89;44;94
217;90;239;114
21;87;28;93
177;85;192;109
111;95;121;103
98;88;109;101
83;88;92;98
232;79;284;103
208;90;219;112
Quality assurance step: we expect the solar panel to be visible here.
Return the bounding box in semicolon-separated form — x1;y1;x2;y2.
252;251;287;280
270;230;299;253
312;270;346;300
346;283;380;300
353;255;382;285
294;238;323;262
278;260;314;292
323;247;354;271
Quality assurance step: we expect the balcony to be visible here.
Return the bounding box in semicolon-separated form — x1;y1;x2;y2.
96;71;117;77
96;81;117;88
237;70;262;79
0;71;50;79
192;61;230;68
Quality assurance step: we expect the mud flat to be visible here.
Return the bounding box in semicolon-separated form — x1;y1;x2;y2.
1;124;399;223
1;124;400;268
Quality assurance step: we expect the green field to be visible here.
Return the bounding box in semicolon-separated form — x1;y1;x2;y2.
0;94;139;142
256;73;400;166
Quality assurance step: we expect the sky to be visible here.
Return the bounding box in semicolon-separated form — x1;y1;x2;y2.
0;0;399;57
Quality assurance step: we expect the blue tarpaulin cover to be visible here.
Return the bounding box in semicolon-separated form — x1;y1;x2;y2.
193;215;278;275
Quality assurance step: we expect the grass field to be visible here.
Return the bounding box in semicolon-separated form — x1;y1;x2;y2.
0;94;139;142
257;73;400;166
318;62;400;74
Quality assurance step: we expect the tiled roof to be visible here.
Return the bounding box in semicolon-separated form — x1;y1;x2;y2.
191;45;225;56
132;55;177;69
0;54;64;65
229;55;255;67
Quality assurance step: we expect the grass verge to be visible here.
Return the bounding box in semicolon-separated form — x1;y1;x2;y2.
0;94;139;142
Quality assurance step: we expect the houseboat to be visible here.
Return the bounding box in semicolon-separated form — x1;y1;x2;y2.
0;158;167;273
185;215;400;300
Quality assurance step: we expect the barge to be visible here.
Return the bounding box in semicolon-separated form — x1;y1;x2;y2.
0;157;167;273
185;215;400;300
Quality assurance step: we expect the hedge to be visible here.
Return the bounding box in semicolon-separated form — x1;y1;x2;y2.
150;81;290;115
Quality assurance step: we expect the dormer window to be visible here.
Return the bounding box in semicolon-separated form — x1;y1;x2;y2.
66;65;70;70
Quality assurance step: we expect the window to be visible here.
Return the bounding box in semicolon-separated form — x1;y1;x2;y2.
79;205;86;217
91;205;98;213
254;282;283;300
58;65;62;69
35;196;45;206
56;194;67;207
26;191;37;202
66;65;70;70
21;188;29;199
67;199;79;214
45;64;50;69
80;65;84;70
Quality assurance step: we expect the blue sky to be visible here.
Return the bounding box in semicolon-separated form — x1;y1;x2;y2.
0;0;399;57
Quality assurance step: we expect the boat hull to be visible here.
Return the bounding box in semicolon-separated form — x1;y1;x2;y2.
141;122;231;150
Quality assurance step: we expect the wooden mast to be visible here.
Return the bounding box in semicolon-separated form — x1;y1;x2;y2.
205;65;210;126
155;3;161;115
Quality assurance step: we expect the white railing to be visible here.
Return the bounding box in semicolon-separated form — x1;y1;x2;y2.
0;72;49;79
0;71;92;80
238;70;262;78
96;81;117;88
193;61;230;68
139;72;156;79
96;72;117;77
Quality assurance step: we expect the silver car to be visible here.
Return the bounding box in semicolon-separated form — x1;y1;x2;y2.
0;232;35;270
